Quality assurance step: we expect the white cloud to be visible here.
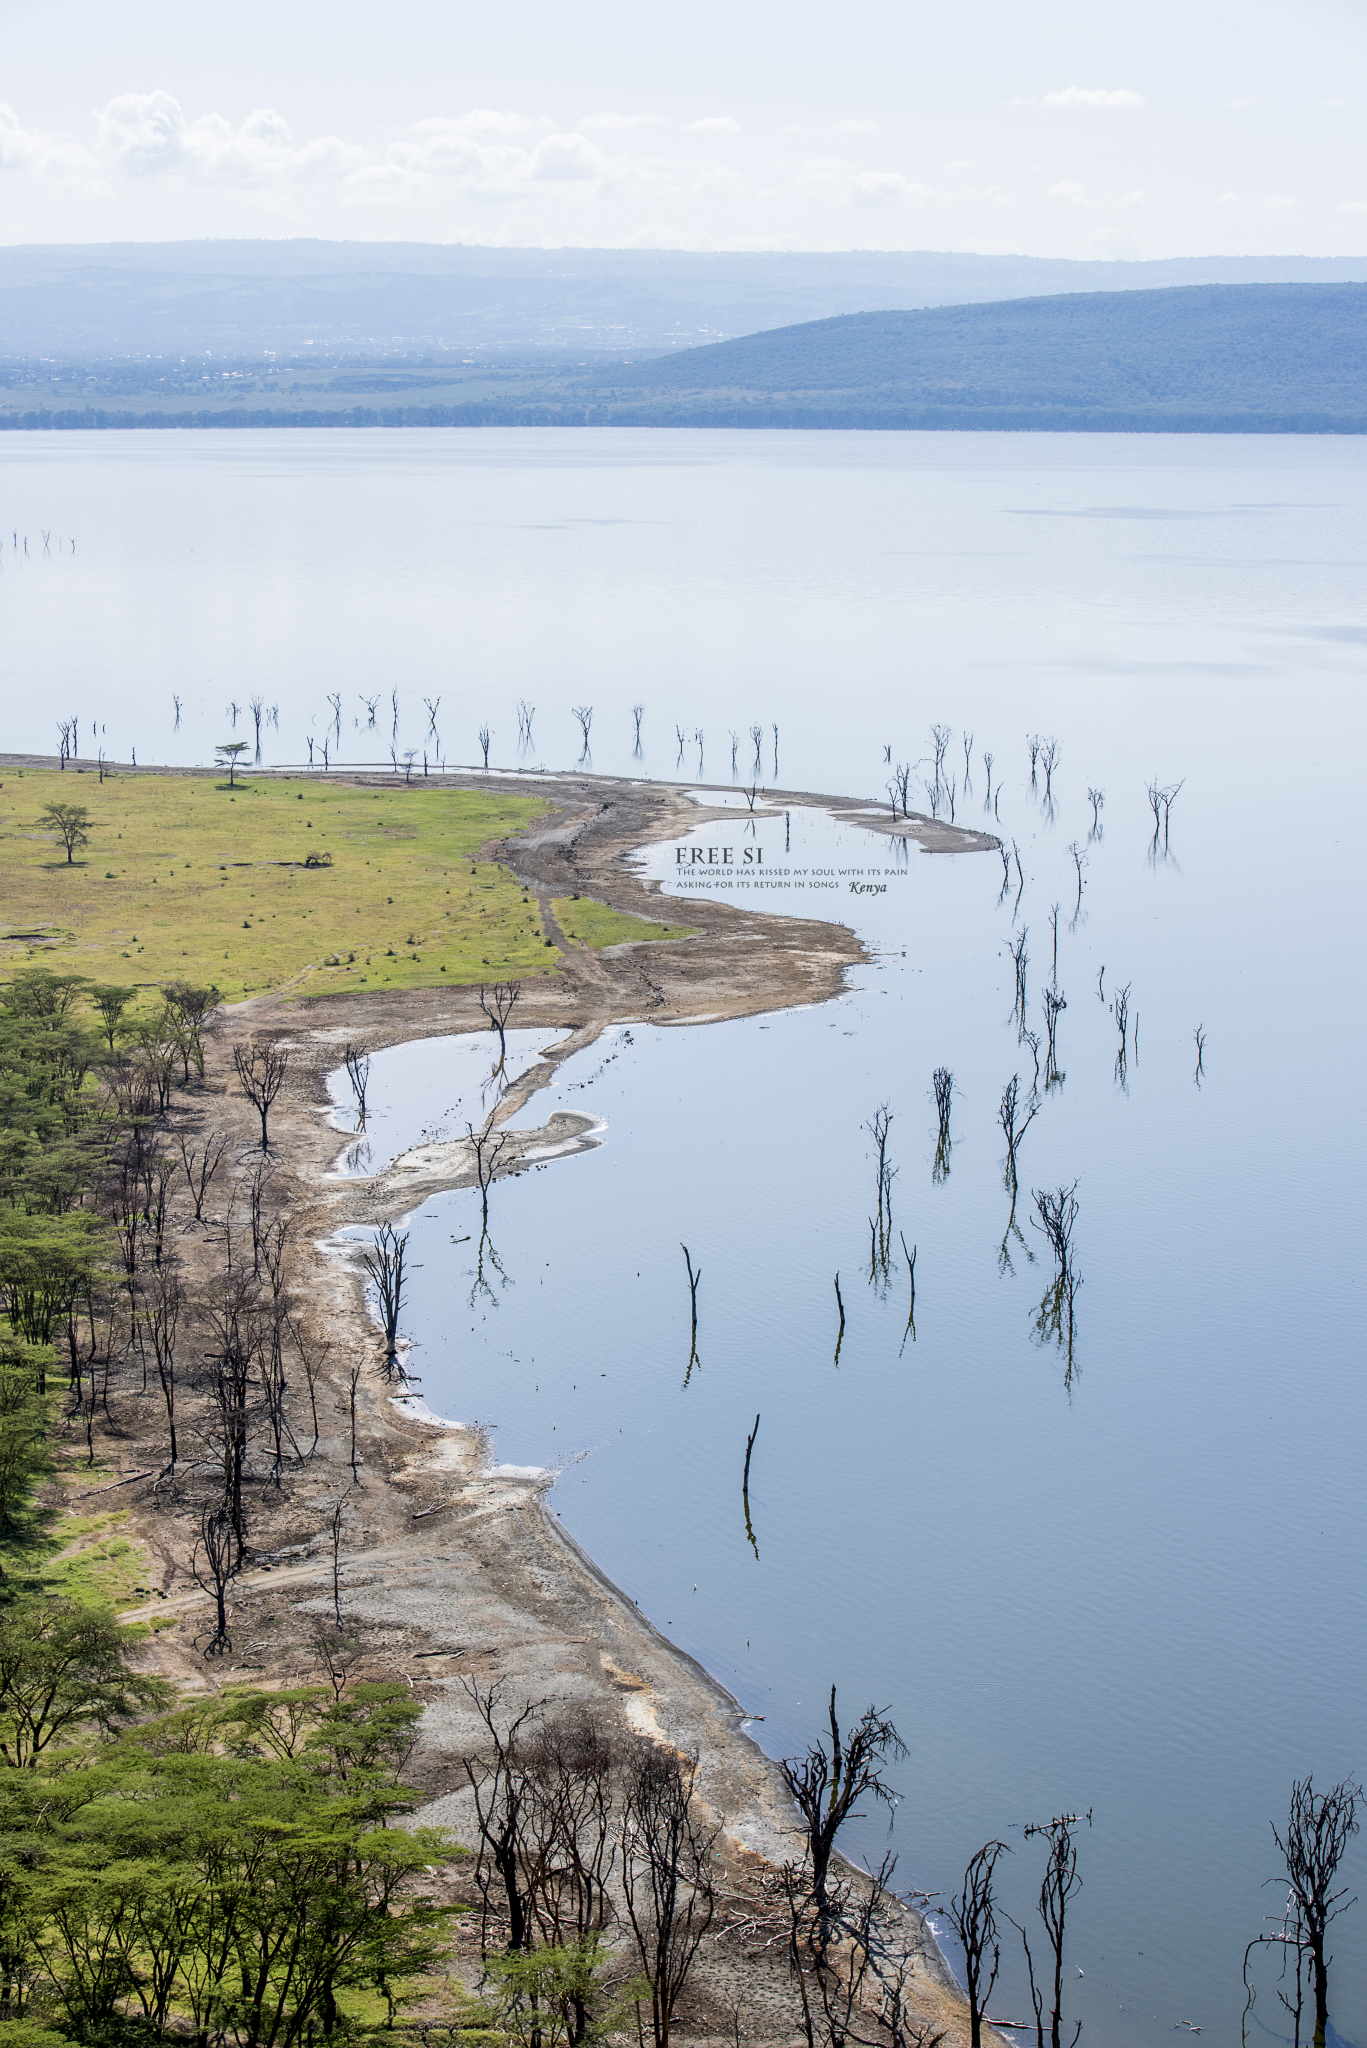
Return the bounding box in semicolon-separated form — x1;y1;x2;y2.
1047;180;1083;196
1038;86;1146;107
0;104;101;187
1339;198;1367;211
797;158;931;206
1258;193;1296;208
579;111;659;130
835;118;876;132
1215;190;1240;203
416;108;537;135
344;123;672;207
1225;97;1258;108
1320;97;1347;107
685;116;739;132
96;91;358;187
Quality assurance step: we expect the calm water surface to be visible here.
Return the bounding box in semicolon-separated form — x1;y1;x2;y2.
3;430;1364;2046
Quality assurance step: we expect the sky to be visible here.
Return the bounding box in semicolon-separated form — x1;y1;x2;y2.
1;0;1365;256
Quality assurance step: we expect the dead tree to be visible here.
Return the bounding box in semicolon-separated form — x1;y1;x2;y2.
999;1075;1040;1194
1027;733;1041;787
867;1106;896;1288
632;703;644;748
1086;787;1104;835
461;1681;549;1954
1039;737;1059;801
572;705;593;753
930;724;951;791
139;1266;181;1469
932;1069;953;1183
750;723;764;771
1042;990;1066;1091
1194;1023;1206;1085
518;699;536;745
1009;929;1029;1035
468;1113;510;1225
682;1244;702;1380
520;1709;624;1955
1252;1776;1362;2048
780;1687;906;1927
945;1841;1011;2048
1031;1183;1082;1370
478;723;492;768
983;751;995;808
621;1743;718;2048
1011;1815;1084;2048
424;695;442;736
233;1042;289;1152
899;1233;917;1351
342;1042;371;1124
359;1222;409;1369
833;1274;845;1365
962;730;974;788
192;1505;237;1658
1112;983;1131;1084
480;982;521;1070
249;694;264;762
742;1413;760;1559
205;1280;260;1564
781;1851;945;2048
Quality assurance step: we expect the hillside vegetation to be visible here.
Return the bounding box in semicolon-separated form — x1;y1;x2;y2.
3;281;1363;432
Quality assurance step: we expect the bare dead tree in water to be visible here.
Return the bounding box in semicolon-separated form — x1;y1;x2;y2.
932;1068;953;1183
390;687;400;739
1147;775;1185;853
478;723;492;768
1009;929;1029;1036
1112;982;1132;1085
1086;787;1104;838
468;1113;509;1225
895;761;912;816
1027;733;1041;787
1194;1023;1207;1085
732;732;742;777
1012;841;1025;915
1009;1815;1085;2048
962;730;974;789
1243;1776;1363;2048
899;1233;917;1350
946;1841;1011;2048
997;842;1013;906
1048;904;1060;986
1031;1182;1082;1377
983;750;995;809
1042;989;1066;1091
233;1041;289;1153
342;1042;371;1125
192;1505;236;1658
360;692;380;727
945;776;957;824
572;704;593;755
359;1222;408;1371
833;1274;846;1365
773;721;779;777
681;1244;702;1381
745;782;760;815
930;723;951;792
867;1106;896;1289
631;702;644;750
1000;1074;1040;1195
517;699;535;745
422;694;441;737
1066;843;1086;926
675;723;687;767
479;981;521;1070
742;1413;761;1559
780;1687;907;1929
695;727;705;773
1039;737;1060;802
750;723;764;773
923;777;943;822
249;693;265;762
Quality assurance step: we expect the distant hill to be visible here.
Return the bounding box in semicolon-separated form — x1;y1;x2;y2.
3;242;1367;360
582;284;1367;430
1;277;1363;433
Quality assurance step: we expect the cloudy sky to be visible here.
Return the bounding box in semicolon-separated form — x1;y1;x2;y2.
2;0;1365;254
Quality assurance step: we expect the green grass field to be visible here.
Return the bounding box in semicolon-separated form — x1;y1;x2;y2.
0;767;565;1004
551;894;694;949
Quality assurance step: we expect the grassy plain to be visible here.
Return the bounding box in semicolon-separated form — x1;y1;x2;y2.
551;893;694;949
0;768;564;1005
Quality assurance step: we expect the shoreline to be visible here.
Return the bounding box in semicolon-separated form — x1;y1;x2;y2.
105;767;994;2045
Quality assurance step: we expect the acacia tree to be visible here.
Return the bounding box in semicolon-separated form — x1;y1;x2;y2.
215;740;250;786
38;802;92;865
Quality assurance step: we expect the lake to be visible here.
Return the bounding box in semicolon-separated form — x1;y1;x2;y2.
5;428;1365;2045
